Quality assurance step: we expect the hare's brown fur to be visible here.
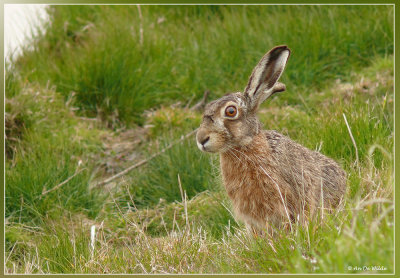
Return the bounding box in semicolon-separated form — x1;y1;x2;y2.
220;131;346;230
196;45;347;232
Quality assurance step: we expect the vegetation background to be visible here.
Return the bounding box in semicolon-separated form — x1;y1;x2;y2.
5;5;394;274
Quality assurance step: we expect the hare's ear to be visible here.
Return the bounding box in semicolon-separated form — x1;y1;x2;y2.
244;45;290;110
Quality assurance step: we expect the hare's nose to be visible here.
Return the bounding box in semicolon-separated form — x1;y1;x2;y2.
200;136;210;146
196;129;211;150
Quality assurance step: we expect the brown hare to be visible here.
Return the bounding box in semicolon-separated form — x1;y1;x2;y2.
196;45;346;233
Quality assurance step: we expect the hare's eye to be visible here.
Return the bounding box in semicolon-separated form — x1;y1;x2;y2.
225;106;237;117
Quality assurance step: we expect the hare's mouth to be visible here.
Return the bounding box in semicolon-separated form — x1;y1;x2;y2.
196;129;226;153
196;136;221;153
196;139;215;153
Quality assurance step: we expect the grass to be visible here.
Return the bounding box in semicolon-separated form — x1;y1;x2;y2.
10;5;393;124
5;5;393;274
5;87;107;229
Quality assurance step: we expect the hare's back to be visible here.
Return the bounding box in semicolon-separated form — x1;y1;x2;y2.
263;130;346;207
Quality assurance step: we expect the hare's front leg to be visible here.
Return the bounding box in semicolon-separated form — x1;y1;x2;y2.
244;221;272;238
245;223;260;238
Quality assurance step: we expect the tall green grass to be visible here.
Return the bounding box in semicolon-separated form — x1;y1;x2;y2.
5;85;106;225
11;5;393;125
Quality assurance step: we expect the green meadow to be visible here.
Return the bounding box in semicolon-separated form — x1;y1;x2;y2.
5;5;393;274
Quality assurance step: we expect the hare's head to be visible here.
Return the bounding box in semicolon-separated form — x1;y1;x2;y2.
196;45;291;153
